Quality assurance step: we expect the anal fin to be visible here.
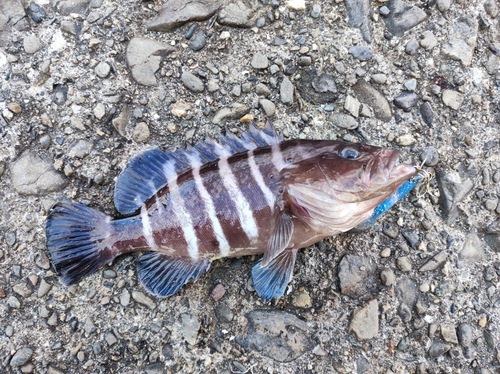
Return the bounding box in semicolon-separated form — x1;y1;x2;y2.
137;253;210;297
252;248;297;300
262;212;293;267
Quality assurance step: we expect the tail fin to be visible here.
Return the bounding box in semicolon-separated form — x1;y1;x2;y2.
46;199;117;286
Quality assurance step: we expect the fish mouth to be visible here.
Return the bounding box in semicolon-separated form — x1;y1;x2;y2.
363;149;417;187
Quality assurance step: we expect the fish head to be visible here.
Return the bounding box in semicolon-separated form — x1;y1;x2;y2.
282;140;417;233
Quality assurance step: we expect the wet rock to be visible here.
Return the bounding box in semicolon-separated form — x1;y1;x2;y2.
10;347;33;367
11;151;66;195
23;35;42;54
419;102;435;126
188;31;206;51
419;251;447;272
177;313;200;345
147;0;218;32
345;0;371;43
428;340;451;358
394;91;418;112
435;170;473;224
212;103;248;125
383;0;427;36
181;71;205;93
51;0;90;15
29;2;46;23
352;80;392;122
442;17;478;66
441;89;464;110
236;309;312;362
349;299;379;340
330;113;358;130
259;99;276;117
338;255;377;298
420;146;439;166
296;70;338;105
251;52;268;70
132;122;150;143
67;140;93;158
459;233;484;261
126;37;174;86
218;1;257;28
280;77;294;105
349;46;372;61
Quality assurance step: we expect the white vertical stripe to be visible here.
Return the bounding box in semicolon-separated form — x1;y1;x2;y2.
168;178;199;259
271;143;287;171
218;156;259;241
248;150;275;209
192;165;231;257
141;204;158;251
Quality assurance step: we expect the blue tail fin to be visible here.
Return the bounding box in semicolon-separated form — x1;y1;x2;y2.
46;199;117;286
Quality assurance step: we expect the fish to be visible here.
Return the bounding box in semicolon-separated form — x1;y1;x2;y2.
46;119;420;300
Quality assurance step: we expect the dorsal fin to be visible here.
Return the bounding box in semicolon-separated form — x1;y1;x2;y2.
114;120;282;215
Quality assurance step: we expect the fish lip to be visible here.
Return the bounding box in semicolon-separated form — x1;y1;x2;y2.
389;162;418;181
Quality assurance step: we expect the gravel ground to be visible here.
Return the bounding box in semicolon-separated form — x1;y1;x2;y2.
1;0;500;373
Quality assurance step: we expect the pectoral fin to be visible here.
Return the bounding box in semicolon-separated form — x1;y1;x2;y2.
262;212;294;267
252;247;297;299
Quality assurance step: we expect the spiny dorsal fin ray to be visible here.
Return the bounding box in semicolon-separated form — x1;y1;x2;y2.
113;120;282;215
262;212;294;267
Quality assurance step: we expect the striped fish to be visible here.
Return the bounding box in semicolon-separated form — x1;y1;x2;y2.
46;120;419;299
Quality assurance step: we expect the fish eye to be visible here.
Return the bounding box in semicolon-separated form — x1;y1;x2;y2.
340;148;359;159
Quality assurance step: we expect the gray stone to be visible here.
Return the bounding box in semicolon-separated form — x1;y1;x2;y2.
251;53;268;70
60;20;80;36
345;0;371;43
13;282;32;298
404;78;417;91
93;103;106;119
383;0;427;36
348;46;372;61
428;340;451;358
419;102;435;127
218;1;257;28
296;70;338;105
23;35;42;54
442;18;478;66
396;256;412;272
83;317;96;335
459;233;484;261
95;62;110;78
181;71;205;92
29;2;46;23
435;170;473;224
484;0;499;17
0;0;27;47
419;145;439;166
441;323;458;344
147;0;218;32
485;54;500;76
126;37;174;86
214;303;234;323
349;299;379;340
395;278;417;307
11;151;67;195
394;91;418;112
259;99;276;117
38;279;52;298
441;89;464;110
344;95;360;117
143;363;164;374
120;288;130;306
236;309;312;362
177;313;200;345
280;77;294;105
132;291;156;310
50;0;91;15
330;113;358;130
212;103;248;125
7;296;21;308
380;268;395;286
67;140;93;158
310;4;321;18
10;347;33;367
419;251;447;272
112;106;128;137
405;38;419;55
338;255;377;298
457;323;473;347
436;0;451;12
132;122;151;143
352;80;392;122
188;31;206;51
5;231;16;246
105;332;117;346
255;83;271;97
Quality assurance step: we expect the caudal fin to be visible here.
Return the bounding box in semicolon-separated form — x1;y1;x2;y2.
46;199;117;286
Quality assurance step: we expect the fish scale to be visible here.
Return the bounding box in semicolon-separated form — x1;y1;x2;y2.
46;120;420;299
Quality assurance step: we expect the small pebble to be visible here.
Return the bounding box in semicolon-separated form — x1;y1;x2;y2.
211;284;226;301
95;62;111;78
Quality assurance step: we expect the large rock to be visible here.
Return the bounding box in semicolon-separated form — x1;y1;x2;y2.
236;309;313;362
11;151;67;196
338;255;378;298
383;0;427;36
349;299;379;340
218;1;259;28
147;0;220;32
126;37;174;86
296;70;338;105
442;17;478;66
345;0;371;43
50;0;91;15
435;170;474;224
0;0;28;47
